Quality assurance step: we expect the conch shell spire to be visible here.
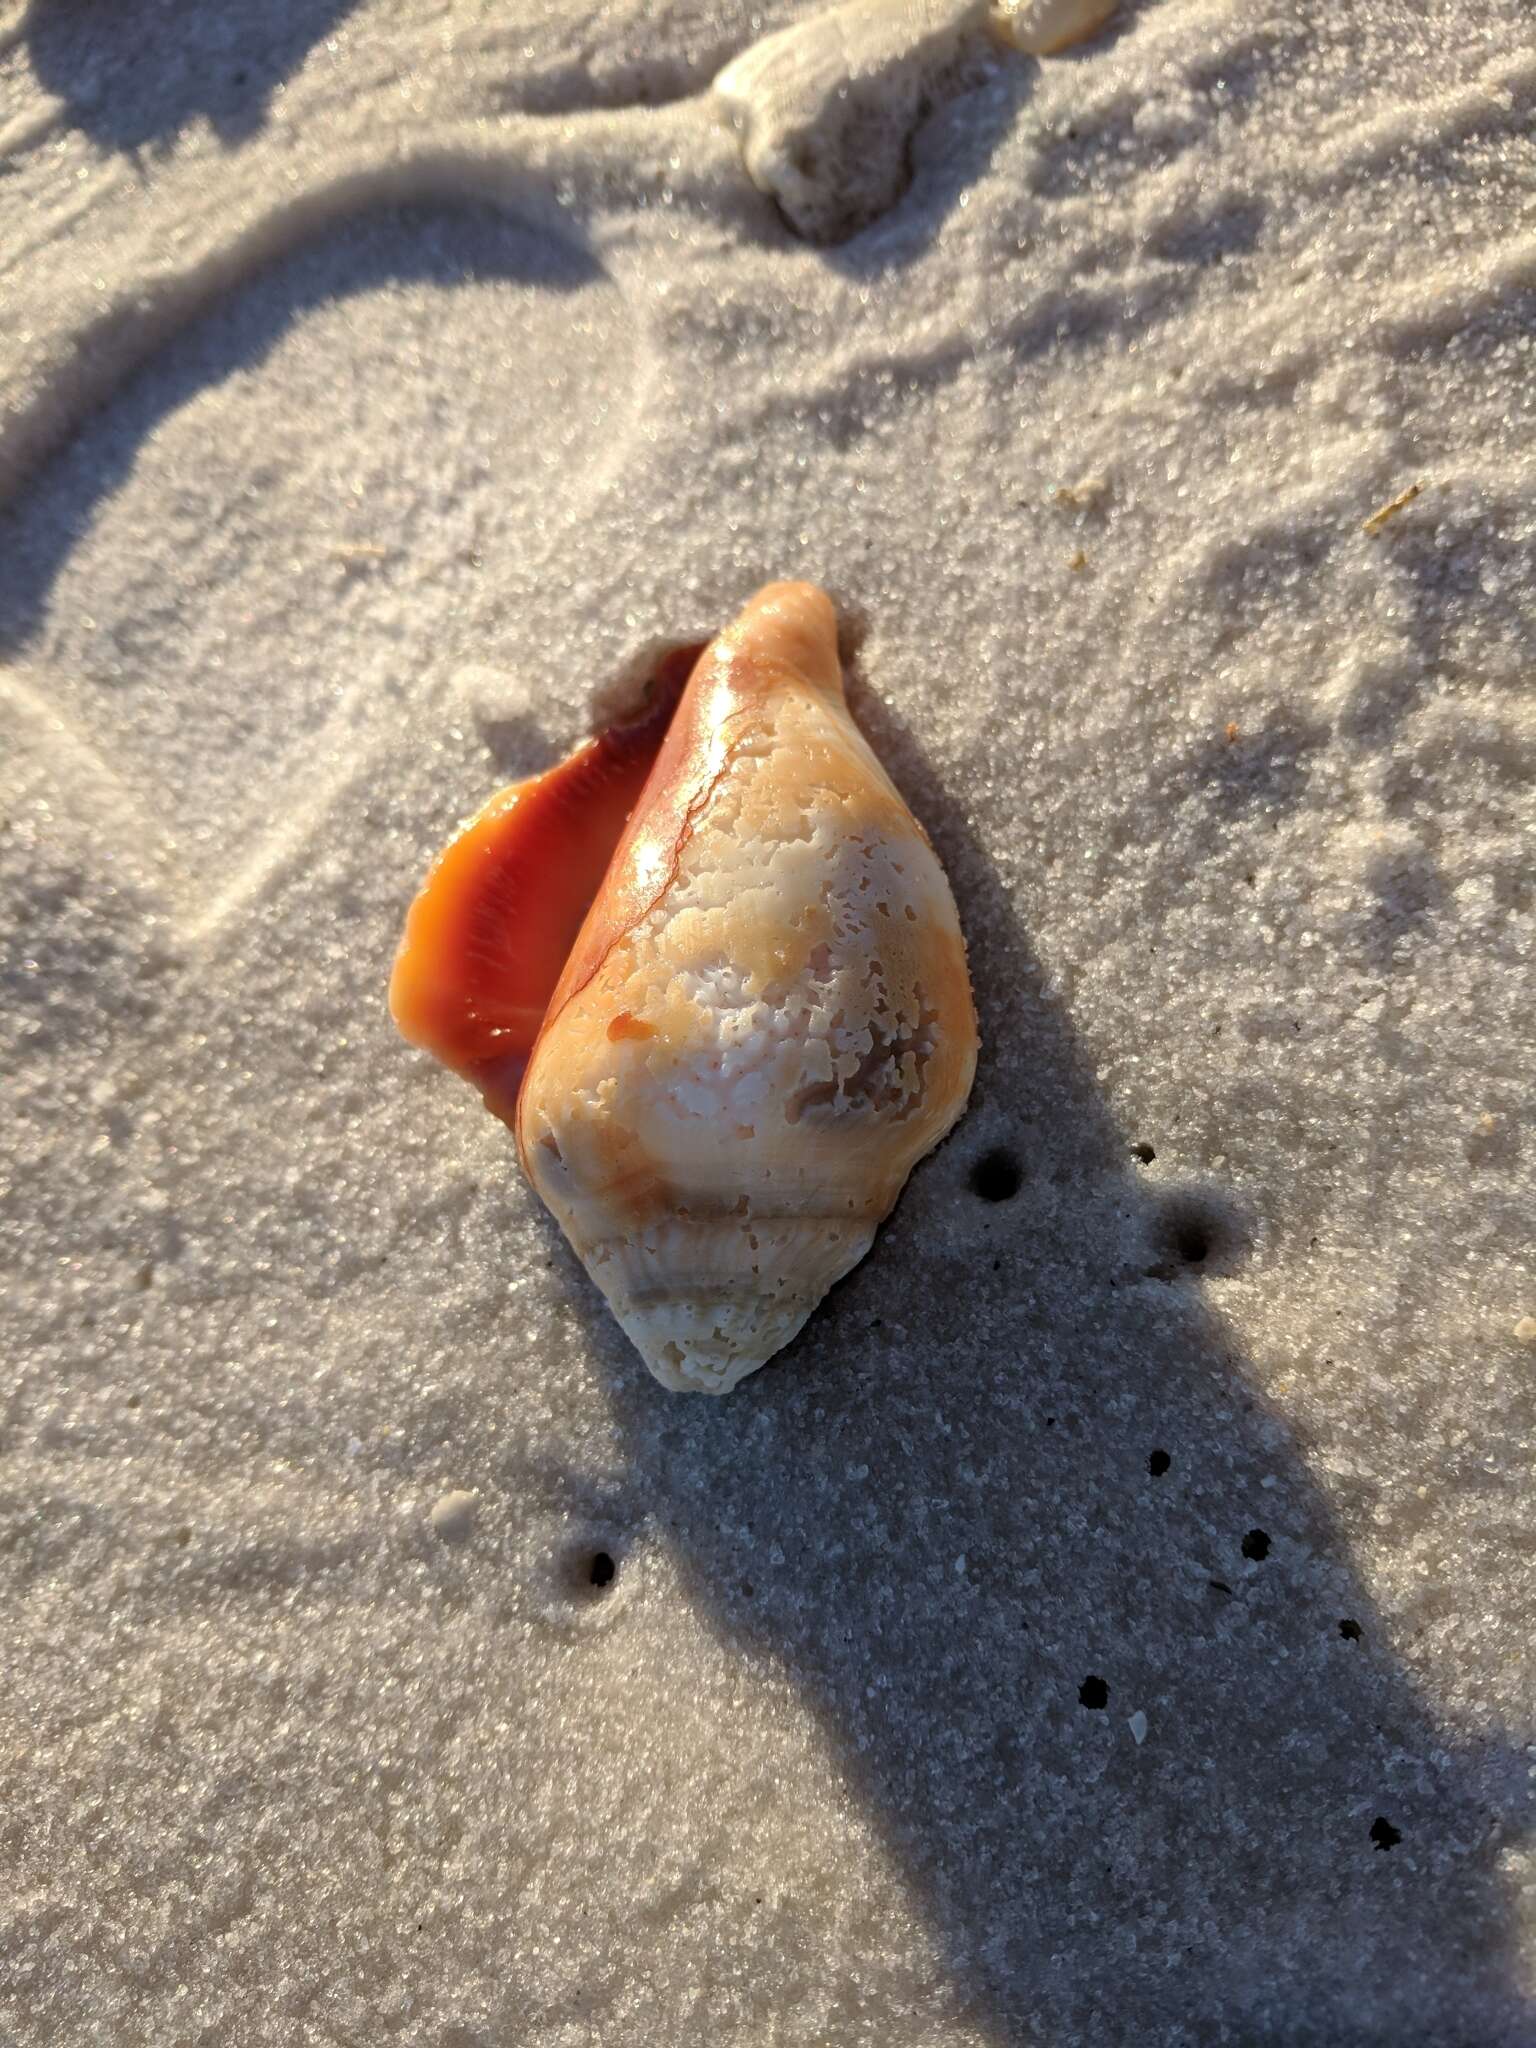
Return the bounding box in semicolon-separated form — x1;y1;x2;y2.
392;583;978;1393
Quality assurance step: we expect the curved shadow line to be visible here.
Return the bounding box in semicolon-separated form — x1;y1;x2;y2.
0;189;604;655
0;191;618;951
0;147;614;509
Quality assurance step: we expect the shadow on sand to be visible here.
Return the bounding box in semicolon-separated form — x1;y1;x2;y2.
20;0;362;155
574;655;1532;2042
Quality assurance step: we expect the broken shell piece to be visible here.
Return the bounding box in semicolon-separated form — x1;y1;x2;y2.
392;583;978;1395
714;0;991;244
990;0;1118;56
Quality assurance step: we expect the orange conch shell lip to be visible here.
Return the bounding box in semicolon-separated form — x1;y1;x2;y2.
390;583;978;1394
388;643;701;1126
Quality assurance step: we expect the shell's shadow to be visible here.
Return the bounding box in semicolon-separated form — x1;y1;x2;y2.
582;666;1533;2040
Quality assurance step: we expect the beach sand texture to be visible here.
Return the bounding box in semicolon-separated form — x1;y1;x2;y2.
2;1;1535;2041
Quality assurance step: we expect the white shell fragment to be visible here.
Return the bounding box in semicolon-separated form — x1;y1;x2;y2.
518;583;979;1394
990;0;1118;56
429;1490;479;1541
713;0;991;243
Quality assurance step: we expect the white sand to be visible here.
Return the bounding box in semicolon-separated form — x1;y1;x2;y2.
3;0;1534;2040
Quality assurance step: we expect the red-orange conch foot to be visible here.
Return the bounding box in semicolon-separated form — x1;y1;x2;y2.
390;585;978;1393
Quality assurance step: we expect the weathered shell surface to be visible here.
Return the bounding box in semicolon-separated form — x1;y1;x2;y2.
713;0;989;244
517;583;978;1393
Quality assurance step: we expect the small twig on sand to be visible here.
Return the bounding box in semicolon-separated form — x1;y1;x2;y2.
1362;481;1422;536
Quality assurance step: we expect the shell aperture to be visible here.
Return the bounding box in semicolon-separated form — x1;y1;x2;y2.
389;646;697;1126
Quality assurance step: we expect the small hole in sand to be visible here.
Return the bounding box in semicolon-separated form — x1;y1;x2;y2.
1241;1529;1271;1561
1149;1190;1245;1280
1175;1219;1210;1264
553;1535;627;1609
1148;1449;1171;1477
1132;1141;1156;1164
970;1149;1022;1202
1339;1618;1362;1641
1079;1676;1109;1709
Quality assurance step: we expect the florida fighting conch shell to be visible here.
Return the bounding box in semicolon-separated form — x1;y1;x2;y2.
391;584;978;1393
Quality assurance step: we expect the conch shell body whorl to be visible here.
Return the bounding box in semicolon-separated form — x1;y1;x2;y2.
391;583;978;1393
